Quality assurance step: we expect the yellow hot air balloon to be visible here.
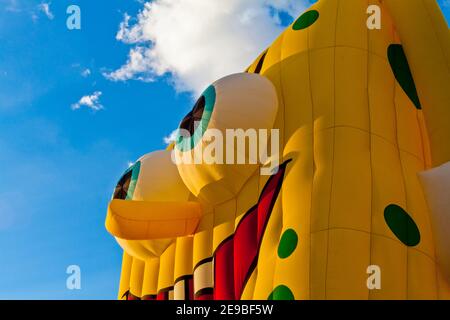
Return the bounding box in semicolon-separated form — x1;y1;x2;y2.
105;0;450;300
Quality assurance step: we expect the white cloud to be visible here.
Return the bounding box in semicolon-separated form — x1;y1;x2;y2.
105;0;311;95
38;2;54;20
71;91;104;111
104;47;154;83
163;129;178;145
81;68;91;77
5;0;21;13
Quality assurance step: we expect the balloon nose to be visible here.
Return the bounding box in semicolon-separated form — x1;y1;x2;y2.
105;199;203;240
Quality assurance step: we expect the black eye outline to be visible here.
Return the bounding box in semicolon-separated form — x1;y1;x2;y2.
113;161;141;200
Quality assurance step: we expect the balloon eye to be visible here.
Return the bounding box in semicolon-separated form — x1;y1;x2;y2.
176;85;216;151
113;161;141;200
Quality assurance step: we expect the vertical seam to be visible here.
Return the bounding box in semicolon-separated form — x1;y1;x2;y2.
420;0;444;297
416;112;427;168
307;17;315;301
272;31;287;300
415;107;440;296
366;0;374;301
324;0;340;300
391;27;409;299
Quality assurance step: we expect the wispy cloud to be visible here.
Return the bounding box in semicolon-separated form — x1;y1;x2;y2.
71;91;104;111
163;129;178;145
104;0;311;95
104;47;154;83
81;68;91;77
5;0;21;12
38;1;54;20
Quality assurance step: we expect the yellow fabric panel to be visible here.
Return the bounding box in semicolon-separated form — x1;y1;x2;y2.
129;258;145;297
311;128;333;233
407;249;437;300
118;252;133;300
421;0;450;66
307;0;338;51
193;213;213;267
417;111;433;170
116;238;166;261
310;48;334;133
325;229;370;300
241;269;257;300
158;243;175;291
329;128;371;232
370;235;407;300
400;151;435;258
335;47;369;130
174;237;193;280
278;133;313;299
282;136;313;238
335;0;368;50
272;231;310;300
280;15;308;61
394;84;425;162
384;0;450;166
280;53;313;142
235;171;259;224
263;63;285;151
252;199;283;300
368;55;397;145
310;230;328;299
140;239;173;257
263;34;283;72
213;199;235;251
370;136;407;239
142;258;159;297
437;267;450;299
367;1;396;58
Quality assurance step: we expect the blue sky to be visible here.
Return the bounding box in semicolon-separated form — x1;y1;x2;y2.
0;0;448;300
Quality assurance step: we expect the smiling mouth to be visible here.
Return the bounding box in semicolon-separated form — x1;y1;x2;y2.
212;159;291;300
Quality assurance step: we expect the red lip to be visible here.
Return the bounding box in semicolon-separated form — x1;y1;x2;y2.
214;160;291;300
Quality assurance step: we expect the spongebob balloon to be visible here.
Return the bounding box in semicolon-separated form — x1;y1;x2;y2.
105;0;450;300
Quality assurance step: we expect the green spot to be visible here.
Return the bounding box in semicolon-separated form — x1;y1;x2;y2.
384;204;421;247
388;44;422;110
278;229;298;259
268;285;295;300
293;10;319;31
